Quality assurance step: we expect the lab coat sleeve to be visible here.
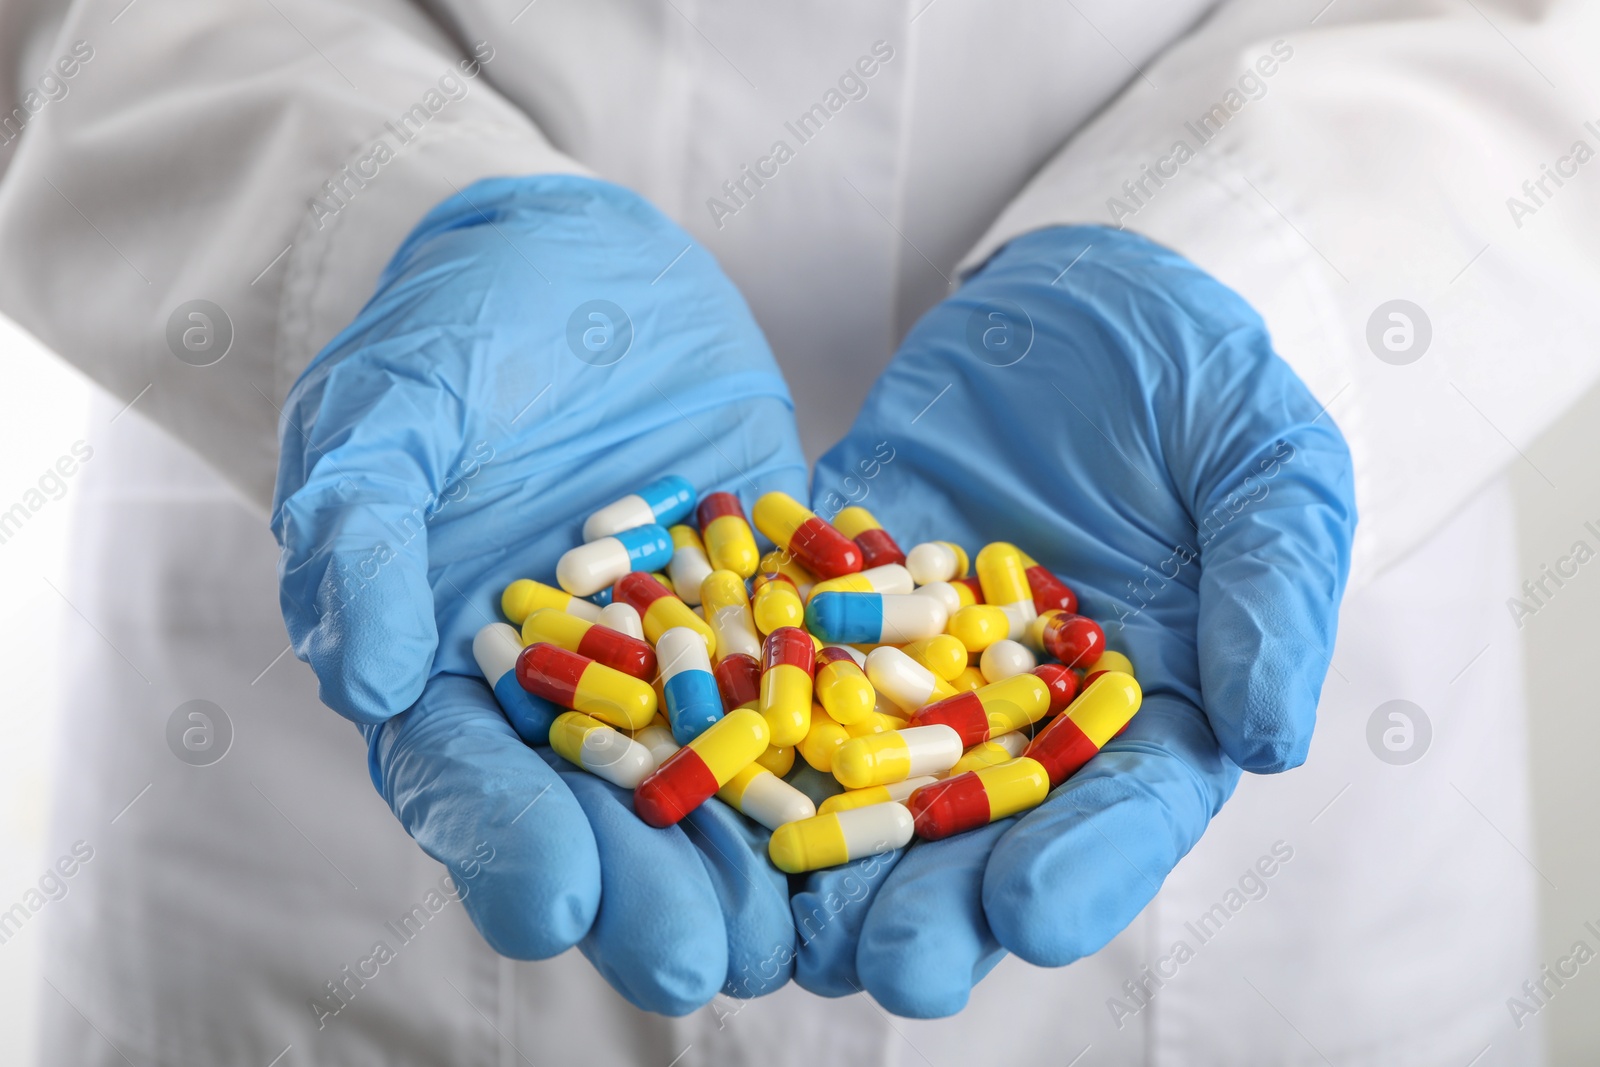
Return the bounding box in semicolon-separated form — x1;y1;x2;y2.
0;0;586;510
961;0;1600;586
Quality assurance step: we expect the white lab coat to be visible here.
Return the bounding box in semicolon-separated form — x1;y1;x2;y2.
5;0;1597;1063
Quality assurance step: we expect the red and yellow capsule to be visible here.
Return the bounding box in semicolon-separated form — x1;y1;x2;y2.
713;651;762;711
752;492;863;579
1034;609;1106;669
832;506;906;569
614;571;716;655
759;627;815;746
515;642;658;730
1018;549;1078;614
760;549;818;599
814;646;876;725
1024;671;1141;787
695;492;760;578
520;607;656;681
751;570;806;634
910;673;1052;747
976;542;1037;638
1032;662;1080;715
906;757;1051;840
634;708;771;827
1083;649;1135;686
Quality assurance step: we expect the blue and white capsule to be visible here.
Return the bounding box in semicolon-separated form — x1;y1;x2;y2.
473;623;558;744
556;524;673;597
582;475;696;541
805;591;950;645
657;626;726;744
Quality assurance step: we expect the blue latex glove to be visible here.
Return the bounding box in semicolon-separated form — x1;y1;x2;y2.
795;225;1357;1016
271;175;807;1013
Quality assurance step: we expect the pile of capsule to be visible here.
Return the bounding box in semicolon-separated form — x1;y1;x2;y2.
471;475;1141;875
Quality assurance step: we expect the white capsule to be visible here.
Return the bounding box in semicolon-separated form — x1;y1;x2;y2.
556;538;633;597
630;724;681;766
913;581;963;616
667;540;714;606
597;602;645;641
980;639;1038;683
989;730;1031;758
838;801;915;853
906;542;964;586
865;646;943;713
582;495;656;542
878;594;950;643
718;765;816;830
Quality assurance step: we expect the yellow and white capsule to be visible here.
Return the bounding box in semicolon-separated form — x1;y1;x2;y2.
667;525;715;606
502;578;602;625
759;549;817;599
549;712;657;789
980;639;1038;683
948;604;1012;653
953;666;987;693
700;570;762;662
864;646;957;713
630;723;681;766
818;776;940;815
905;541;969;586
597;601;645;641
756;744;796;777
809;564;915;598
717;763;816;830
976;543;1037;639
831;724;965;789
768;802;916;873
913;579;977;616
900;635;969;682
947;731;1031;776
797;704;851;773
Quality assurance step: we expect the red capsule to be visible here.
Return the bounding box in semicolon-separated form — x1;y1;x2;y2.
1041;611;1104;669
714;652;763;711
1024;564;1078;615
1031;663;1080;715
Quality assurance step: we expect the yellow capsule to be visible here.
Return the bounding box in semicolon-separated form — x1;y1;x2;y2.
843;709;903;737
1086;650;1135;678
953;666;987;692
756;743;795;777
752;572;806;634
798;704;851;772
948;604;1011;653
768;802;915;873
975;542;1033;610
759;549;817;599
899;635;969;682
817;776;940;815
501;578;601;625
